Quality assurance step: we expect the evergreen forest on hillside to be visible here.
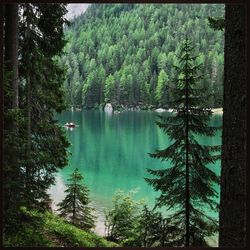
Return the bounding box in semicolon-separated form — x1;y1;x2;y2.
60;4;224;109
3;3;246;248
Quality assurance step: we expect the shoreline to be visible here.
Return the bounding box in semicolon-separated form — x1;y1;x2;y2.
212;108;223;114
70;104;223;114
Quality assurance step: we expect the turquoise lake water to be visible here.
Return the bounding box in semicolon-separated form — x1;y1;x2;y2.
50;110;222;238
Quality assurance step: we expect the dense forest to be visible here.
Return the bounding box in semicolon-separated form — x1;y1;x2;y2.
2;3;246;248
60;4;224;109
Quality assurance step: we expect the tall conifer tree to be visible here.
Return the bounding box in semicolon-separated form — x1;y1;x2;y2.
57;168;96;231
155;69;169;107
146;38;220;246
18;3;70;207
3;3;70;235
3;4;21;229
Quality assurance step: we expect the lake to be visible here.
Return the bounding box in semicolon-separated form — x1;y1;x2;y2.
50;110;222;239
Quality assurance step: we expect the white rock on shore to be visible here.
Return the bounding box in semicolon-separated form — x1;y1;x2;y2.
104;103;113;113
155;108;166;112
155;107;223;114
212;108;223;114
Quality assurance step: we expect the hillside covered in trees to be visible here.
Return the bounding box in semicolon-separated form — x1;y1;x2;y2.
60;4;224;109
3;2;246;248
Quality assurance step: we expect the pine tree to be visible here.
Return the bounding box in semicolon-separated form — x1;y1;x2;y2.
3;4;22;231
104;74;116;103
18;3;70;208
155;69;169;107
3;3;70;236
4;4;19;110
145;38;220;246
57;168;95;231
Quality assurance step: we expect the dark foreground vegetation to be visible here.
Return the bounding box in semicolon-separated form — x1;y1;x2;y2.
2;3;246;248
4;207;117;247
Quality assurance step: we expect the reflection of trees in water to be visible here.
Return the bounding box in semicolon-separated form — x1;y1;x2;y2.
57;110;165;201
55;111;222;231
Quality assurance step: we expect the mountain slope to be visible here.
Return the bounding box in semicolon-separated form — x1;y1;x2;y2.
60;3;224;109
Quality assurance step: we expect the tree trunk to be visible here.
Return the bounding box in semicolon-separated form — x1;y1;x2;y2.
3;3;19;214
2;5;5;61
25;3;32;205
185;40;190;247
4;4;19;110
73;181;76;224
219;4;246;247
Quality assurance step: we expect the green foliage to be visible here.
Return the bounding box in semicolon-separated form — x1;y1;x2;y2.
146;38;220;246
3;64;25;231
4;207;117;247
208;17;225;30
3;3;70;236
57;168;96;231
155;69;169;107
104;189;144;243
133;205;183;247
104;191;183;247
3;207;54;247
104;74;117;103
4;227;54;247
44;212;117;247
19;3;70;206
61;4;224;108
119;204;185;247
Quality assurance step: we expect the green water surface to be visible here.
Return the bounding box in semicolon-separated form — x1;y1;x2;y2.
50;110;222;237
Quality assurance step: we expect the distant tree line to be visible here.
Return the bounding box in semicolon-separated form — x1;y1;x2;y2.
60;3;224;109
3;3;246;248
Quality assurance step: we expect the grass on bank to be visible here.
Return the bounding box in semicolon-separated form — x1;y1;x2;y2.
4;207;118;247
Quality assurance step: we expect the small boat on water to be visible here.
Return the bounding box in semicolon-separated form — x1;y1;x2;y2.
64;122;77;128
